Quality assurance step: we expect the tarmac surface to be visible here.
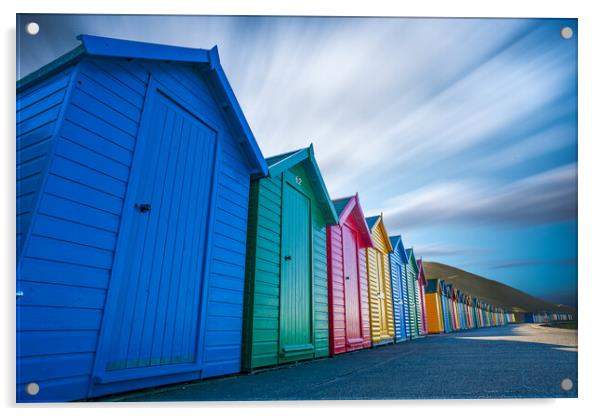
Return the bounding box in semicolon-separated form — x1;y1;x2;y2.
100;323;577;401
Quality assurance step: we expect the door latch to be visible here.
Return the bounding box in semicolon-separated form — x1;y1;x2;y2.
345;275;350;280
284;255;292;261
135;203;152;213
16;291;24;298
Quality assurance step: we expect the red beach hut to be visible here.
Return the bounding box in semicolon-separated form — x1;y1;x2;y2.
327;194;373;354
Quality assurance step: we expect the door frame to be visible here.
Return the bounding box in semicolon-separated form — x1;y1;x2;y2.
277;171;314;360
376;250;388;334
91;76;220;384
396;261;404;338
341;222;363;346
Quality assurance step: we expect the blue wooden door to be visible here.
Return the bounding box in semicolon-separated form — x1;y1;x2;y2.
396;263;407;340
103;90;217;373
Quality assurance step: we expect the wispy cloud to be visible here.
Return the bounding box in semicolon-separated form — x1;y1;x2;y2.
413;243;492;258
490;258;577;269
458;257;577;270
382;163;577;230
469;122;576;171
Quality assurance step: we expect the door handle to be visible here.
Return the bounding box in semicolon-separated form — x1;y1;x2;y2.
284;255;292;261
135;203;152;213
345;276;350;280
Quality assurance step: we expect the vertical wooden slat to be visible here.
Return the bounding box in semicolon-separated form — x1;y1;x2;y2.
280;183;311;351
342;225;360;340
105;92;217;370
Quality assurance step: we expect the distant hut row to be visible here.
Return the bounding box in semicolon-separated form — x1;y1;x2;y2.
524;311;574;323
423;279;516;334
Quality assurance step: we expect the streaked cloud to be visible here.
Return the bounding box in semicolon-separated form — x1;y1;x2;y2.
16;15;578;305
382;163;577;231
458;257;577;270
468;122;576;171
412;243;492;258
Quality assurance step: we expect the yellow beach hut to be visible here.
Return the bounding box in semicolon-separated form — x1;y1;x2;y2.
364;214;395;346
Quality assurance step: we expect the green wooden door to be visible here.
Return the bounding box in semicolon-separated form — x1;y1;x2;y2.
279;181;312;361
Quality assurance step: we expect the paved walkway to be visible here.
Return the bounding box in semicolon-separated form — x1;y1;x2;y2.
100;323;577;401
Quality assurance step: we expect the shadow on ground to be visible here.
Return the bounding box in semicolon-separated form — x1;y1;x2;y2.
97;324;577;401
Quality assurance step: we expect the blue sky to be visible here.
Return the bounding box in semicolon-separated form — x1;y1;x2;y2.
16;15;578;307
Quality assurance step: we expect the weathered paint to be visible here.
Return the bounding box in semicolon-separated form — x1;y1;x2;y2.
364;214;395;346
242;146;338;370
16;35;267;402
388;235;409;342
327;194;373;354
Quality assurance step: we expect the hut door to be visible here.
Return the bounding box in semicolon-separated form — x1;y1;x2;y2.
280;182;312;359
396;263;406;337
376;253;388;334
342;225;361;342
100;90;217;375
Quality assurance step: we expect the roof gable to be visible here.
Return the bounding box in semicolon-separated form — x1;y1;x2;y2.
266;145;338;225
365;214;393;252
389;235;409;263
331;194;373;248
425;279;441;293
333;196;352;217
405;248;419;272
417;258;427;284
16;34;268;178
365;216;379;230
444;282;453;297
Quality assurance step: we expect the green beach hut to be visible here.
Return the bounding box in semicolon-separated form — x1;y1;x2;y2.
242;145;338;370
405;248;421;339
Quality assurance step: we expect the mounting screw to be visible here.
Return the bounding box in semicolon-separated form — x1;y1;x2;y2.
25;22;39;36
26;383;40;396
560;27;573;40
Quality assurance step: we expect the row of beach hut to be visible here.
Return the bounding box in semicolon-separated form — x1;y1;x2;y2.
15;35;558;402
424;279;516;334
524;311;574;323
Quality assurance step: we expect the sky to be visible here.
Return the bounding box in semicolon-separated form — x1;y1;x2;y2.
16;15;578;307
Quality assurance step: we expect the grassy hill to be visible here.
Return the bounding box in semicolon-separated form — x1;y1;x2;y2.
423;262;575;316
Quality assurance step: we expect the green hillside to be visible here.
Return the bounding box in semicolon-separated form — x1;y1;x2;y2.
423;261;575;315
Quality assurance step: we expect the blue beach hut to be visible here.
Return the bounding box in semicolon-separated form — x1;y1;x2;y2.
388;235;409;342
440;281;452;333
16;35;267;401
404;248;421;339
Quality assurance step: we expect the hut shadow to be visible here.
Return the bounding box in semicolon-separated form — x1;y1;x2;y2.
99;333;577;401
